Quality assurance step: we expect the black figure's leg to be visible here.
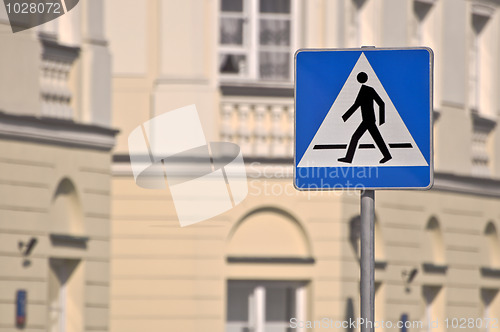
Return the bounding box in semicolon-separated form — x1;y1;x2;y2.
367;124;392;163
338;122;368;163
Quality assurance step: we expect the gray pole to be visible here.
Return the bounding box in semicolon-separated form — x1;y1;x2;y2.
360;189;375;332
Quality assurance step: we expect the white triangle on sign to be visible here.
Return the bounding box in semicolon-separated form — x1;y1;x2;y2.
298;53;428;168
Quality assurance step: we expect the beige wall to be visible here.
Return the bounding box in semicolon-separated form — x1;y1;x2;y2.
110;168;500;331
0;139;112;331
0;0;114;331
105;0;500;331
110;173;343;331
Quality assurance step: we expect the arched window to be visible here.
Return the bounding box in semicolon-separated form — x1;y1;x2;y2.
425;217;445;265
226;207;311;332
48;258;84;332
422;285;444;332
349;216;361;259
48;179;85;332
227;207;311;259
413;0;441;117
481;288;500;332
50;178;84;235
349;215;385;262
413;0;439;48
374;220;385;261
484;222;500;268
349;0;378;48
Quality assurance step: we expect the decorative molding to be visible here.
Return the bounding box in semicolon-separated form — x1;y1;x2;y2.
219;99;294;159
433;172;500;198
472;3;495;18
472;112;497;132
112;155;500;197
40;36;80;62
227;256;315;264
471;112;497;177
0;111;118;151
40;37;81;119
113;154;294;165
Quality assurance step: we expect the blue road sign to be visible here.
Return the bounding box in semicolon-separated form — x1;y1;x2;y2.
294;48;433;190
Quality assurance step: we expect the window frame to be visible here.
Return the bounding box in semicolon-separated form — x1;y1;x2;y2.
218;0;298;85
226;280;307;332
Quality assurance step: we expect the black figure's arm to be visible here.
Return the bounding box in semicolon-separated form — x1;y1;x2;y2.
342;99;360;122
373;91;385;125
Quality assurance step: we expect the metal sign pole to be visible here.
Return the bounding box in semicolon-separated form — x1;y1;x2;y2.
360;189;375;332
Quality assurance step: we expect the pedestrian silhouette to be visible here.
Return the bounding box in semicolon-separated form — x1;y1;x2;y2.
338;72;392;164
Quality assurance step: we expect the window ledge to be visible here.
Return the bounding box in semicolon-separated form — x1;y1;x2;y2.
422;262;448;274
227;256;315;264
472;111;497;132
480;266;500;278
50;233;89;248
220;81;294;97
415;0;437;4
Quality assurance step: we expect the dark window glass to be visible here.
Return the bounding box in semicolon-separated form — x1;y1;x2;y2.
259;0;290;13
220;54;247;74
222;0;244;12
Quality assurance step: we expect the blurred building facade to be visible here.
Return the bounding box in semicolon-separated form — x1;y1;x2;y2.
0;1;115;331
104;0;500;332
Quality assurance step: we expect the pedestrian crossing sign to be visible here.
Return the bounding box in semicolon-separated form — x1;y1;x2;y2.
294;48;433;190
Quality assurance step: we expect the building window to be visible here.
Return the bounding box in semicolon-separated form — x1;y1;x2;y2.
413;0;437;45
469;4;495;116
413;0;441;113
348;0;378;48
350;0;365;47
469;5;496;177
425;217;445;265
48;259;83;332
470;13;487;113
481;288;500;332
484;222;500;268
226;280;306;332
349;216;385;262
219;0;295;82
422;286;444;332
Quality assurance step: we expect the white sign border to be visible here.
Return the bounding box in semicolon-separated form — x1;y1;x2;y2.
293;47;434;191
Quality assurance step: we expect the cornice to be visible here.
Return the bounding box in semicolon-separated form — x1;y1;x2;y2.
112;156;500;198
0;111;119;151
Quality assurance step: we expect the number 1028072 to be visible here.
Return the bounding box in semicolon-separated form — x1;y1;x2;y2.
5;2;62;14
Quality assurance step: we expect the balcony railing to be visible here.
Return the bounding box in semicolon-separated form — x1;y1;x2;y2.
471;112;497;177
220;97;294;159
40;36;80;120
